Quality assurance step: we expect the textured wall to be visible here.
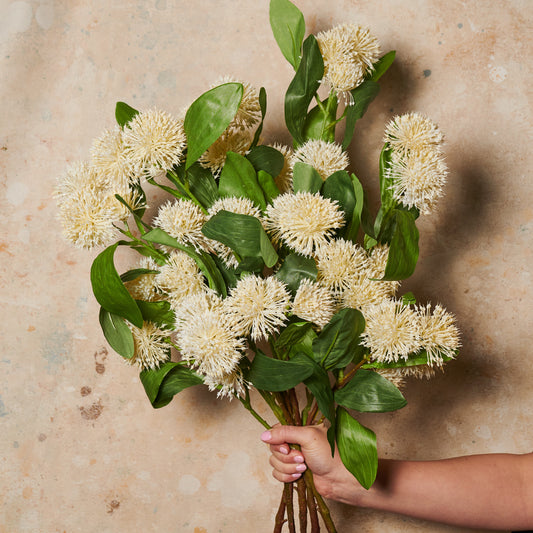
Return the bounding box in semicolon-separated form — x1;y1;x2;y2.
1;1;532;532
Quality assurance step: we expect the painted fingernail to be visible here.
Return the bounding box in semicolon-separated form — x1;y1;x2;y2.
291;473;301;479
294;455;304;463
261;431;272;442
295;464;307;472
280;446;289;455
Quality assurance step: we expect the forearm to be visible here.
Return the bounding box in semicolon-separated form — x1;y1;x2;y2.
342;453;533;530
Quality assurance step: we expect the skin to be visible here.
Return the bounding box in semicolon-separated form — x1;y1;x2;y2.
261;424;533;531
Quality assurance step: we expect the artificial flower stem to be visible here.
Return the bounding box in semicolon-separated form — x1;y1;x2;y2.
258;389;287;424
306;400;319;426
304;470;337;533
238;395;271;430
273;491;286;533
284;483;296;533
296;478;308;532
307;484;320;533
335;357;369;390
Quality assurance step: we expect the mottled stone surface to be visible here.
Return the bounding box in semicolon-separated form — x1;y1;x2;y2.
1;1;531;532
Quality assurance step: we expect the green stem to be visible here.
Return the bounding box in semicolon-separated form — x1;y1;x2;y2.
238;393;271;429
304;470;337;533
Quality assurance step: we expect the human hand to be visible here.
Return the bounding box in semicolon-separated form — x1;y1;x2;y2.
261;424;362;504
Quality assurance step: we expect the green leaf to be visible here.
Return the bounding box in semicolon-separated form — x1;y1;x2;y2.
312;308;365;369
120;268;159;283
98;308;134;359
275;253;317;294
257;170;281;204
218;151;267;211
363;350;456;370
251;87;268;148
287;326;317;359
342;81;380;151
379;145;395;212
202;210;278;269
382;209;419;281
292;162;323;193
184;82;243;169
136;300;175;329
304;362;335;424
336;407;378;489
115;101;139;128
321;170;356;223
401;291;417;305
90;243;143;328
140;362;203;409
143;228;227;296
303;94;338;143
187;163;219;209
285;35;324;145
335;369;407;413
247;351;314;391
269;0;305;70
247;145;285;179
369;51;396;82
275;320;313;352
344;173;365;242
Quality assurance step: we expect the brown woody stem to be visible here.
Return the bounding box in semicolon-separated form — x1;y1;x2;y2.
304;471;337;533
273;489;286;533
284;483;296;533
296;478;307;532
307;483;320;533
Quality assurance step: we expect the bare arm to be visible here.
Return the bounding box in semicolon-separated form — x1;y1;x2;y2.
262;425;533;531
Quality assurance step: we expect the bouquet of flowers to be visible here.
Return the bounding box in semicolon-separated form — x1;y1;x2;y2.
55;0;460;531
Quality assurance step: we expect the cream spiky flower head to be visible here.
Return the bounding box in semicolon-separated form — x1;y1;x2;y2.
199;126;252;176
203;367;247;400
268;143;294;193
207;196;263;268
265;192;344;257
225;275;291;342
90;126;134;188
175;296;246;381
291;139;349;181
384;113;444;156
55;162;130;249
361;299;421;364
417;303;460;366
387;148;448;215
315;238;368;293
154;251;205;305
212;75;261;129
291;278;336;329
124;256;162;302
153;198;210;252
173;289;224;326
317;23;380;93
127;321;170;371
122;108;186;178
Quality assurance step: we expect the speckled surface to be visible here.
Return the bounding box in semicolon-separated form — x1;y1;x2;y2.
1;1;531;532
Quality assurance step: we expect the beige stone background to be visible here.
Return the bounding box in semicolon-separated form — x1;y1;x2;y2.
1;0;532;532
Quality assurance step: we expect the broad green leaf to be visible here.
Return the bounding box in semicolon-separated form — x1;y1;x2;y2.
312;308;365;369
285;35;324;145
143;228;227;296
184;83;243;169
257;170;281;203
269;0;305;70
321;170;356;223
334;369;407;413
287;326;317;359
379;144;395;211
140;362;203;409
382;209;419;281
304;361;335;426
251;87;268;147
363;350;456;370
336;407;378;489
401;291;417;305
342;81;380;150
136;300;175;329
247;351;314;391
115;101;138;128
247;145;285;179
90;243;143;328
187;163;219;209
218;151;267;211
344;173;365;242
303;94;338;143
292;162;323;193
98;308;134;359
275;253;317;294
120;268;159;283
369;51;396;82
275;320;313;352
202;210;278;269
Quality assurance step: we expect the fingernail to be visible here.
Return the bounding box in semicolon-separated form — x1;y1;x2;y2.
261;431;272;442
294;455;304;463
295;464;307;472
280;446;289;455
291;473;301;479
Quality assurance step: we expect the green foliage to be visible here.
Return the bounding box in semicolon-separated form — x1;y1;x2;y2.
285;35;324;145
187;163;219;209
257;170;281;203
140;362;203;409
91;243;143;328
312;308;366;369
136;300;175;329
275;253;317;294
303;94;338;143
334;369;407;413
274;320;314;353
363;350;456;370
247;145;285;179
336;408;378;489
251;87;268;147
119;268;159;283
292;162;323;193
321;170;356;225
98;308;134;359
269;0;305;70
115;101;138;127
369;50;396;82
184;83;243;169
